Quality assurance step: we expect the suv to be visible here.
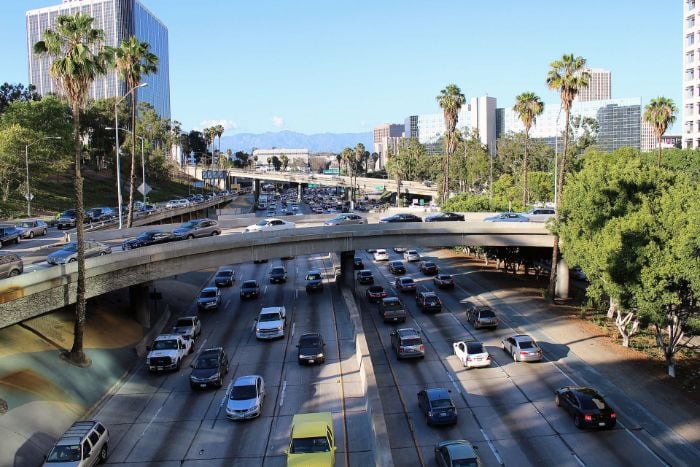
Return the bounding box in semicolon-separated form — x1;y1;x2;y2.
43;420;109;466
416;291;442;313
85;207;114;222
269;265;288;283
378;296;407;323
388;261;406;275
305;270;323;292
214;268;235;287
255;306;287;340
356;269;374;285
189;347;229;389
296;333;326;365
466;304;498;329
56;210;79;230
240;280;260;299
172;316;202;342
391;328;425;359
197;287;221;310
0;252;23;278
173;219;221;239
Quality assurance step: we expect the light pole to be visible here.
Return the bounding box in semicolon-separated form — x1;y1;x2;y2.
25;136;61;217
107;127;146;204
554;108;562;207
114;82;148;229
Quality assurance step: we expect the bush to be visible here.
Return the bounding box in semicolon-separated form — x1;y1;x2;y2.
442;193;510;212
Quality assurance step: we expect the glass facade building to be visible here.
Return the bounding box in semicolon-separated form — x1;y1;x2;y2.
26;0;170;118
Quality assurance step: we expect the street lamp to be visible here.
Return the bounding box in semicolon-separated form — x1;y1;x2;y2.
107;127;146;204
25;136;62;217
114;82;148;229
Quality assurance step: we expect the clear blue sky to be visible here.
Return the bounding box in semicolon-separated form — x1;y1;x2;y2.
3;0;681;134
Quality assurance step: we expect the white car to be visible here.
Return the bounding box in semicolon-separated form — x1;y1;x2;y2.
403;249;421;262
255;306;287;339
171;316;202;342
453;341;491;369
373;249;390;261
165;199;190;209
226;375;265;420
244;218;296;233
522;208;556;222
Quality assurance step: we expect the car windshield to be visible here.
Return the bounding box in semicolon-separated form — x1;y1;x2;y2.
60;211;75;217
61;243;78;252
424;262;435;268
46;444;82;462
425;296;439;304
300;336;320;346
259;312;280;322
518;340;536;349
230;384;257;400
217;270;233;277
180;221;198;228
306;273;321;280
290;436;330;453
193;356;218;369
452;459;479;467
200;290;217;298
152;340;177;350
479;309;496;318
401;279;414;285
18;222;33;228
175;319;193;327
430;398;453;409
467;343;485;354
369;286;384;293
256;220;269;226
438;275;452;281
243;281;257;288
408;250;417;255
271;268;285;274
360;271;372;277
137;232;156;240
580;396;606;410
383;300;402;310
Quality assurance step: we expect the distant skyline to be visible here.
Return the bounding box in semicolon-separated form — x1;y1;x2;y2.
5;0;681;134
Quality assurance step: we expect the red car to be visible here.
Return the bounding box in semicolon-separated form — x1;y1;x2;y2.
366;285;388;303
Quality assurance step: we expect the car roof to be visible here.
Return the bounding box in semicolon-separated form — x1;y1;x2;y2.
233;375;260;387
243;280;258;285
201;287;218;293
443;441;479;460
307;269;321;274
399;277;414;282
513;334;534;341
397;328;420;337
368;285;384;291
425;388;451;399
154;334;181;341
260;306;284;313
420;291;437;297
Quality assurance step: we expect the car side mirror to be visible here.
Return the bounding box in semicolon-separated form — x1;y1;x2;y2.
146;345;151;351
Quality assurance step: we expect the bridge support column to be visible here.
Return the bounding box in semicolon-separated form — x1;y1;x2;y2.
253;179;260;199
555;258;570;300
130;282;152;328
297;183;302;203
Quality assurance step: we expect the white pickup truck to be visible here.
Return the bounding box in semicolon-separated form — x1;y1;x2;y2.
146;334;193;372
255;306;287;340
453;341;491;369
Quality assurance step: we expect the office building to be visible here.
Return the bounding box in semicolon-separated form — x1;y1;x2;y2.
684;0;699;148
373;123;404;170
26;0;171;118
577;68;612;102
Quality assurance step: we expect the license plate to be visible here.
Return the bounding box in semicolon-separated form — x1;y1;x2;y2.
308;359;315;363
440;412;447;417
393;318;398;321
200;384;206;388
598;422;605;427
157;366;163;371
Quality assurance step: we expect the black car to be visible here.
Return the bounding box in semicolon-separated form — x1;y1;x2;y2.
214;268;235;287
555;386;617;429
85;207;115;222
424;212;465;222
416;291;442;313
379;213;423;223
388;260;406;275
0;227;22;248
189;347;229;389
296;332;326;365
305;270;323;292
240;280;260;299
356;269;374;285
353;256;364;269
418;388;458;426
55;209;79;229
122;230;178;250
269;266;288;283
419;261;439;275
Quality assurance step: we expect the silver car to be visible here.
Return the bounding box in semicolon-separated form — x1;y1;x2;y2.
226;375;265;420
16;219;48;238
483;212;530;222
47;241;112;265
501;334;543;362
173;219;221;239
324;213;367;226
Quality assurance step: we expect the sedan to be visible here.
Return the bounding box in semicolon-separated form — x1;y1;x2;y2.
47;240;111;265
380;213;422;223
0;227;22;247
122;230;178;250
434;440;481;467
425;212;465;222
403;249;421;262
296;333;325;365
324;213;367;226
388;260;406;275
453;341;491;369
353;256;364;269
366;285;388;303
244;218;295;233
433;274;455;289
240;280;260;299
15;219;48;239
555;386;617;429
197;287;221;310
357;269;375;285
189;347;229;389
483;212;530;222
417;388;458;426
419;261;439;275
373;249;389;261
226;375;265;420
395;276;417;293
466;304;498;329
501;334;543;362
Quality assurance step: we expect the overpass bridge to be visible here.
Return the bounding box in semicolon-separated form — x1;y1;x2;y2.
0;222;554;328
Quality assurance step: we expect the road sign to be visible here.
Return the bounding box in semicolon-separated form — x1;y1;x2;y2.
308;183;319;188
24;192;34;201
375;185;384;191
137;183;152;196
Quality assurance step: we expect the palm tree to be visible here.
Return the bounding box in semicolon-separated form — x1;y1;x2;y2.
335;153;342;172
114;36;158;228
370;152;379;172
34;13;113;366
513;92;544;208
215;124;225;167
353;143;366;201
643;97;677;167
436;84;465;203
280;154;289;171
545;53;590;299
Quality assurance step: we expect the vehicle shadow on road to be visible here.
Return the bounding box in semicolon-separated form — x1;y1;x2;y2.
538;341;571;362
14;430;54;467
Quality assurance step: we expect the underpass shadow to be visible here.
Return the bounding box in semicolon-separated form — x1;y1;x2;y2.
14;431;54;467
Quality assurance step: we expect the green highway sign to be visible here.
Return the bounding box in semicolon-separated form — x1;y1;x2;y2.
375;185;384;190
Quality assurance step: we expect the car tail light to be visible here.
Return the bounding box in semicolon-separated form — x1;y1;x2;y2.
419;345;425;352
399;346;406;352
610;412;616;418
584;415;593;421
520;351;528;355
467;356;473;361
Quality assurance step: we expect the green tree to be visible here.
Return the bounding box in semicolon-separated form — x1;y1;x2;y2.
452;129;490;194
271;155;282;171
569;116;599;158
0;83;40;115
81;97;128;173
545;53;590;299
0;124;33;202
643;97;677;167
386;138;426;206
187;130;206;162
115;36;158;227
436;84;466;202
370;152;379;172
34;12;113;366
280;154;289;171
513;92;544;207
214;124;224;166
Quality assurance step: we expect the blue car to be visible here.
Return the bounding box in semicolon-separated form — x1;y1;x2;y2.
418;388;458;426
483;212;530;222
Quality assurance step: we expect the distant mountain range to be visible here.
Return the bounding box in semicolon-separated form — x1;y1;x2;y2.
219;130;373;154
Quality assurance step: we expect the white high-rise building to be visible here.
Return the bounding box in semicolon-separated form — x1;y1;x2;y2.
683;0;699;148
577;68;612;102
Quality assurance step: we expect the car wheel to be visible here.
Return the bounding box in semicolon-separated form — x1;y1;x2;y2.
211;231;219;236
512;352;518;362
42;229;47;236
216;376;223;388
555;394;561;407
574;415;582;429
68;258;77;263
99;251;107;256
98;444;108;464
187;234;194;240
29;231;34;239
9;269;20;277
15;237;20;244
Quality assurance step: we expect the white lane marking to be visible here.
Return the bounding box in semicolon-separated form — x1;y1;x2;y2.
291;322;295;337
251;321;257;333
140;405;163;437
279;381;287;407
480;428;504;466
412;319;422;333
295;289;298;300
446;371;461;394
573;453;586;467
263;285;268;295
220;380;234;408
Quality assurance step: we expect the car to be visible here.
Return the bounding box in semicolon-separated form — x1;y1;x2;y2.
0;227;22;248
122;230;178;250
324;213;367;226
379;213;423;223
240;280;260;299
85;207;115;222
296;333;326;364
433;274;455;289
305;270;323;292
391;328;425;360
255;306;287;339
388;260;406;275
378;296;407;323
165;199;190;209
417;388;458;426
501;334;543;362
571;266;588;281
173;218;221;239
523;207;556;222
42;420;109;466
15;219;48;238
373;249;389;261
197;286;221;310
403;249;421;262
453;341;491;369
416;291;442;313
189;347;229;389
353;256;364;269
366;285;388;303
419;261;439;275
253;258;269;264
145;334;193;371
172;316;202;341
0;252;23;278
483;212;530;222
424;212;465;222
434;440;481;467
466;304;498;329
356;269;374;285
226;375;266;420
286;412;337;465
47;240;111;265
555;386;617;429
393;247;407;253
244;217;296;233
395;276;417;293
55;209;79;229
269;265;288;283
214;268;235;287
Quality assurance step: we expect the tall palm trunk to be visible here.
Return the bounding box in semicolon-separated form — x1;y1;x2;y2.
657;137;662;168
127;91;137;227
70;103;88;365
522;130;529;208
548;109;571;299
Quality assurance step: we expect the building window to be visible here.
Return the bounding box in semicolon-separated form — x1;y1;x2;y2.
689;34;696;46
687;68;695;81
689;52;695;63
690;0;696;11
688;15;696;28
